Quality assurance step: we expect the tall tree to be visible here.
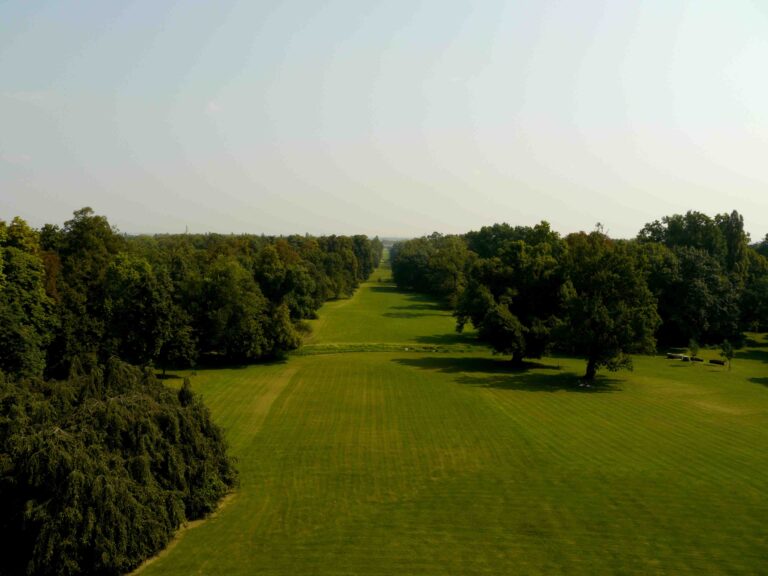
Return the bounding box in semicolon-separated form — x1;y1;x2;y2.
562;232;660;381
42;208;124;375
456;223;563;363
0;218;55;378
103;253;173;365
197;256;271;362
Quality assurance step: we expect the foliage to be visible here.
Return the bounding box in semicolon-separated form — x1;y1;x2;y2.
393;211;767;364
103;253;173;365
637;209;757;345
0;359;236;576
455;222;564;363
560;232;660;380
2;208;383;373
720;339;734;369
391;233;471;305
0;218;56;379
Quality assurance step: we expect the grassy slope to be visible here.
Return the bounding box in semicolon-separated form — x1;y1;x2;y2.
139;261;768;575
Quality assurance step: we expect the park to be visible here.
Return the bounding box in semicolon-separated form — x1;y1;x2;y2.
136;255;768;575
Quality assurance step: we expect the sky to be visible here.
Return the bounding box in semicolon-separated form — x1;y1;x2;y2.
2;1;768;239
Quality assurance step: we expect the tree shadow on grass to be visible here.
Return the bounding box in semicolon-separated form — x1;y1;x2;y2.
370;285;402;294
383;312;446;319
749;377;768;387
735;348;768;363
195;354;288;370
390;303;445;312
414;333;481;346
744;336;768;348
391;356;621;393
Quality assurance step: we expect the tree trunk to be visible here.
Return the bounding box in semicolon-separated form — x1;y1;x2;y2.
584;358;597;381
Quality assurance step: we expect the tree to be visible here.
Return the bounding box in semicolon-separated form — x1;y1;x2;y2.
157;306;198;374
103;253;173;365
197;256;270;362
720;339;734;370
561;232;660;381
42;208;124;376
688;339;700;359
739;249;768;332
715;210;750;280
0;218;55;379
456;223;564;364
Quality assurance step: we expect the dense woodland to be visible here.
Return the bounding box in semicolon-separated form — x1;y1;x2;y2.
0;208;383;575
391;210;768;380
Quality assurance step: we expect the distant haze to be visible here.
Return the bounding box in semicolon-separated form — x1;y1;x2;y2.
2;1;767;239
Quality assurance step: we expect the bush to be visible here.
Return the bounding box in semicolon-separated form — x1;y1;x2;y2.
0;358;236;575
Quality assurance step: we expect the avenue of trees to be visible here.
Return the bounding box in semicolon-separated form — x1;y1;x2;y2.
0;208;383;575
0;207;383;381
392;210;765;380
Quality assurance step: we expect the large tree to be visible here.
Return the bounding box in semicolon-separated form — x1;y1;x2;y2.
562;232;660;381
103;253;173;365
0;218;55;379
41;208;124;376
197;255;271;362
456;223;563;363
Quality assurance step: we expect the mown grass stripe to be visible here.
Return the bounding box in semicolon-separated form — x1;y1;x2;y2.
139;262;768;575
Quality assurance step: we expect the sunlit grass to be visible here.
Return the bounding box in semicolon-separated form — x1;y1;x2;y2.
138;264;768;575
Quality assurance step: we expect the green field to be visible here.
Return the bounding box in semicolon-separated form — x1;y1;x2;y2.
138;259;768;575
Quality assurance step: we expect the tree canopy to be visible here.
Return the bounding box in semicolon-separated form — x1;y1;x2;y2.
0;360;237;576
392;209;764;380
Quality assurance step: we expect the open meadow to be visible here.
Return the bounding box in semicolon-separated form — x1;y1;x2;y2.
138;260;768;575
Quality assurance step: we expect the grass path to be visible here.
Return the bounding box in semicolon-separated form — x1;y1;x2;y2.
302;259;478;350
139;258;768;575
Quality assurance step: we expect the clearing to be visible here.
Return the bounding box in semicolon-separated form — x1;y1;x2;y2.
138;257;768;575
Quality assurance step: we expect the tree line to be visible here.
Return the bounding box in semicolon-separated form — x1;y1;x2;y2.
0;207;383;381
0;207;382;574
391;210;767;380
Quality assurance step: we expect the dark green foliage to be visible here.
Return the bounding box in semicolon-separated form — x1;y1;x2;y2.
4;208;382;371
318;235;360;299
754;234;768;259
197;256;271;361
42;208;125;377
103;254;173;366
739;249;768;331
391;233;470;305
720;339;734;369
561;232;660;380
455;223;564;363
0;359;236;576
0;218;55;379
636;210;753;345
156;304;198;374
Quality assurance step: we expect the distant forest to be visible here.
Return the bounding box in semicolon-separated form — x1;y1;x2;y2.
0;207;383;575
391;210;768;380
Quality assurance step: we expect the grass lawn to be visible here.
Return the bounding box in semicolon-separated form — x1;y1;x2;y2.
137;260;768;575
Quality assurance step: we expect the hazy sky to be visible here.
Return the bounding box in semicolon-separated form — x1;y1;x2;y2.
2;1;768;239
